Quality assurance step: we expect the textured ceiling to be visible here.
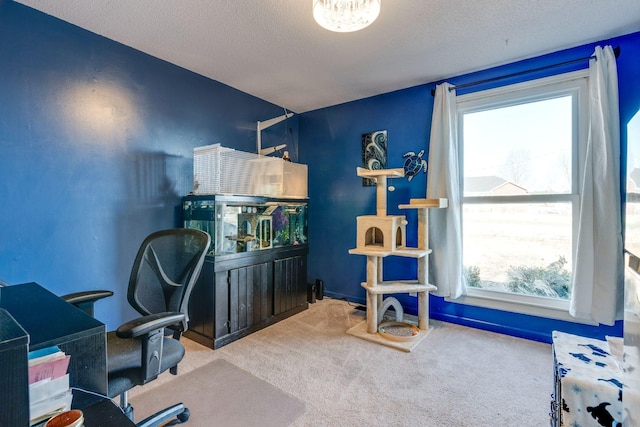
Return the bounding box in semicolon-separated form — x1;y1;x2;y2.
16;0;640;113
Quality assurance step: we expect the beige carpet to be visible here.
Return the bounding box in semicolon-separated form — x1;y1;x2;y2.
129;298;553;426
129;359;304;427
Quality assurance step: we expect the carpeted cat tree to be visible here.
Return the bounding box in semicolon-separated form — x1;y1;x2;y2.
347;167;447;351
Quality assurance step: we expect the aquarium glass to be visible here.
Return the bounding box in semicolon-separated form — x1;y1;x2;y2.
183;196;308;256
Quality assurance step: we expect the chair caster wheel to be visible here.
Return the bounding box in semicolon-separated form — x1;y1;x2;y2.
177;408;190;423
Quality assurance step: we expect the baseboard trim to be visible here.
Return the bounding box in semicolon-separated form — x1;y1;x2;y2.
430;312;551;344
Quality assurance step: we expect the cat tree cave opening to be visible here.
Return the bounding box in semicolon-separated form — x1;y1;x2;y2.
364;226;404;248
365;227;384;247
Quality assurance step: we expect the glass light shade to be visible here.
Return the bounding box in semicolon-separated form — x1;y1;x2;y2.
313;0;381;33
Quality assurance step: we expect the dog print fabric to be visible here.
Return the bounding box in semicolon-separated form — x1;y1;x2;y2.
553;331;623;427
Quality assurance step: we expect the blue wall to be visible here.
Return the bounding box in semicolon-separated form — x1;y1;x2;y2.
301;31;640;343
1;0;637;343
0;1;298;329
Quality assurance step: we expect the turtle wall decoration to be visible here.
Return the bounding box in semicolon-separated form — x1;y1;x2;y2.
402;150;427;182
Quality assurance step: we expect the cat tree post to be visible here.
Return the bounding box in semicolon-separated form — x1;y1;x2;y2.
376;175;387;216
417;206;429;330
365;255;379;333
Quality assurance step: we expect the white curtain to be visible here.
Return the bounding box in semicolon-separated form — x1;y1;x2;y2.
570;45;623;325
426;83;466;299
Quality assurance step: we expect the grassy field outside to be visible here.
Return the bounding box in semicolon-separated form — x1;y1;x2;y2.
463;202;572;298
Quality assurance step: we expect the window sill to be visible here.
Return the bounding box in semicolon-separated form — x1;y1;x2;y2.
446;288;597;325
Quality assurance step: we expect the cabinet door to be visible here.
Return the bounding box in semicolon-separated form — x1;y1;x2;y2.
188;261;215;338
214;271;230;338
228;262;272;334
274;255;307;316
253;262;273;326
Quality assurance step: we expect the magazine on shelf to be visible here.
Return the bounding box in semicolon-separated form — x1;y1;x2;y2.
28;346;70;385
27;346;72;425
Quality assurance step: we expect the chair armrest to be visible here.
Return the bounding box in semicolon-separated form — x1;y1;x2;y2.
60;290;114;305
116;312;186;339
116;312;187;382
60;290;114;317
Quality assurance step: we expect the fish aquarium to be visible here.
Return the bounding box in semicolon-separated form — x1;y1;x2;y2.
183;195;308;256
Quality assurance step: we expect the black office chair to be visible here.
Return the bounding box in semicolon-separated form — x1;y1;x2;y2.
62;228;210;427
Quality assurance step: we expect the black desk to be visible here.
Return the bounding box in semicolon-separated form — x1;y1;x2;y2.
0;282;135;426
74;390;136;427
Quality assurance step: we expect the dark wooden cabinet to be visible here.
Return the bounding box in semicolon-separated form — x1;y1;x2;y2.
185;246;308;349
0;283;134;426
182;194;309;349
0;308;30;426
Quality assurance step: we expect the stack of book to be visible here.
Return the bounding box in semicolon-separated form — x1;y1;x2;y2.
28;346;72;426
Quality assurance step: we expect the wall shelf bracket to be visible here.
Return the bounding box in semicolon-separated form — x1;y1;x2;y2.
257;112;293;156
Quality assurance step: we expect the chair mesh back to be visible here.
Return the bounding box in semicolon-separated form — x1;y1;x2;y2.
127;229;210;331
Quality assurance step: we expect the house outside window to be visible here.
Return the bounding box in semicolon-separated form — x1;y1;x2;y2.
455;70;589;319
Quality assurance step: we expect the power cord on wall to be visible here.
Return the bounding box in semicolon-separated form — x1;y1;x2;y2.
327;294;366;311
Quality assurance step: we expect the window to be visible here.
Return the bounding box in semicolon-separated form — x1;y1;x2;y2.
456;71;588;318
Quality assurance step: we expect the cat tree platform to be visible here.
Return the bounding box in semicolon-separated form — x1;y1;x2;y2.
346;315;432;352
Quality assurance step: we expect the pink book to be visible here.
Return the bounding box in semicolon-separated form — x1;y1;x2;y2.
28;352;70;384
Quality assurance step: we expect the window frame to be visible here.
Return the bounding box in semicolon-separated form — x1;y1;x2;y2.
449;69;591;322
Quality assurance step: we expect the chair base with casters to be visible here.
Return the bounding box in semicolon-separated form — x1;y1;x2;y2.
136;403;189;427
61;228;210;427
113;382;190;426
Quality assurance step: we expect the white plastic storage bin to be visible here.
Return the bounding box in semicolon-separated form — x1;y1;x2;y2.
193;143;307;198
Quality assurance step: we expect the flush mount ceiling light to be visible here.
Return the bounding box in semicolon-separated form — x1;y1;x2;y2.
313;0;381;33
